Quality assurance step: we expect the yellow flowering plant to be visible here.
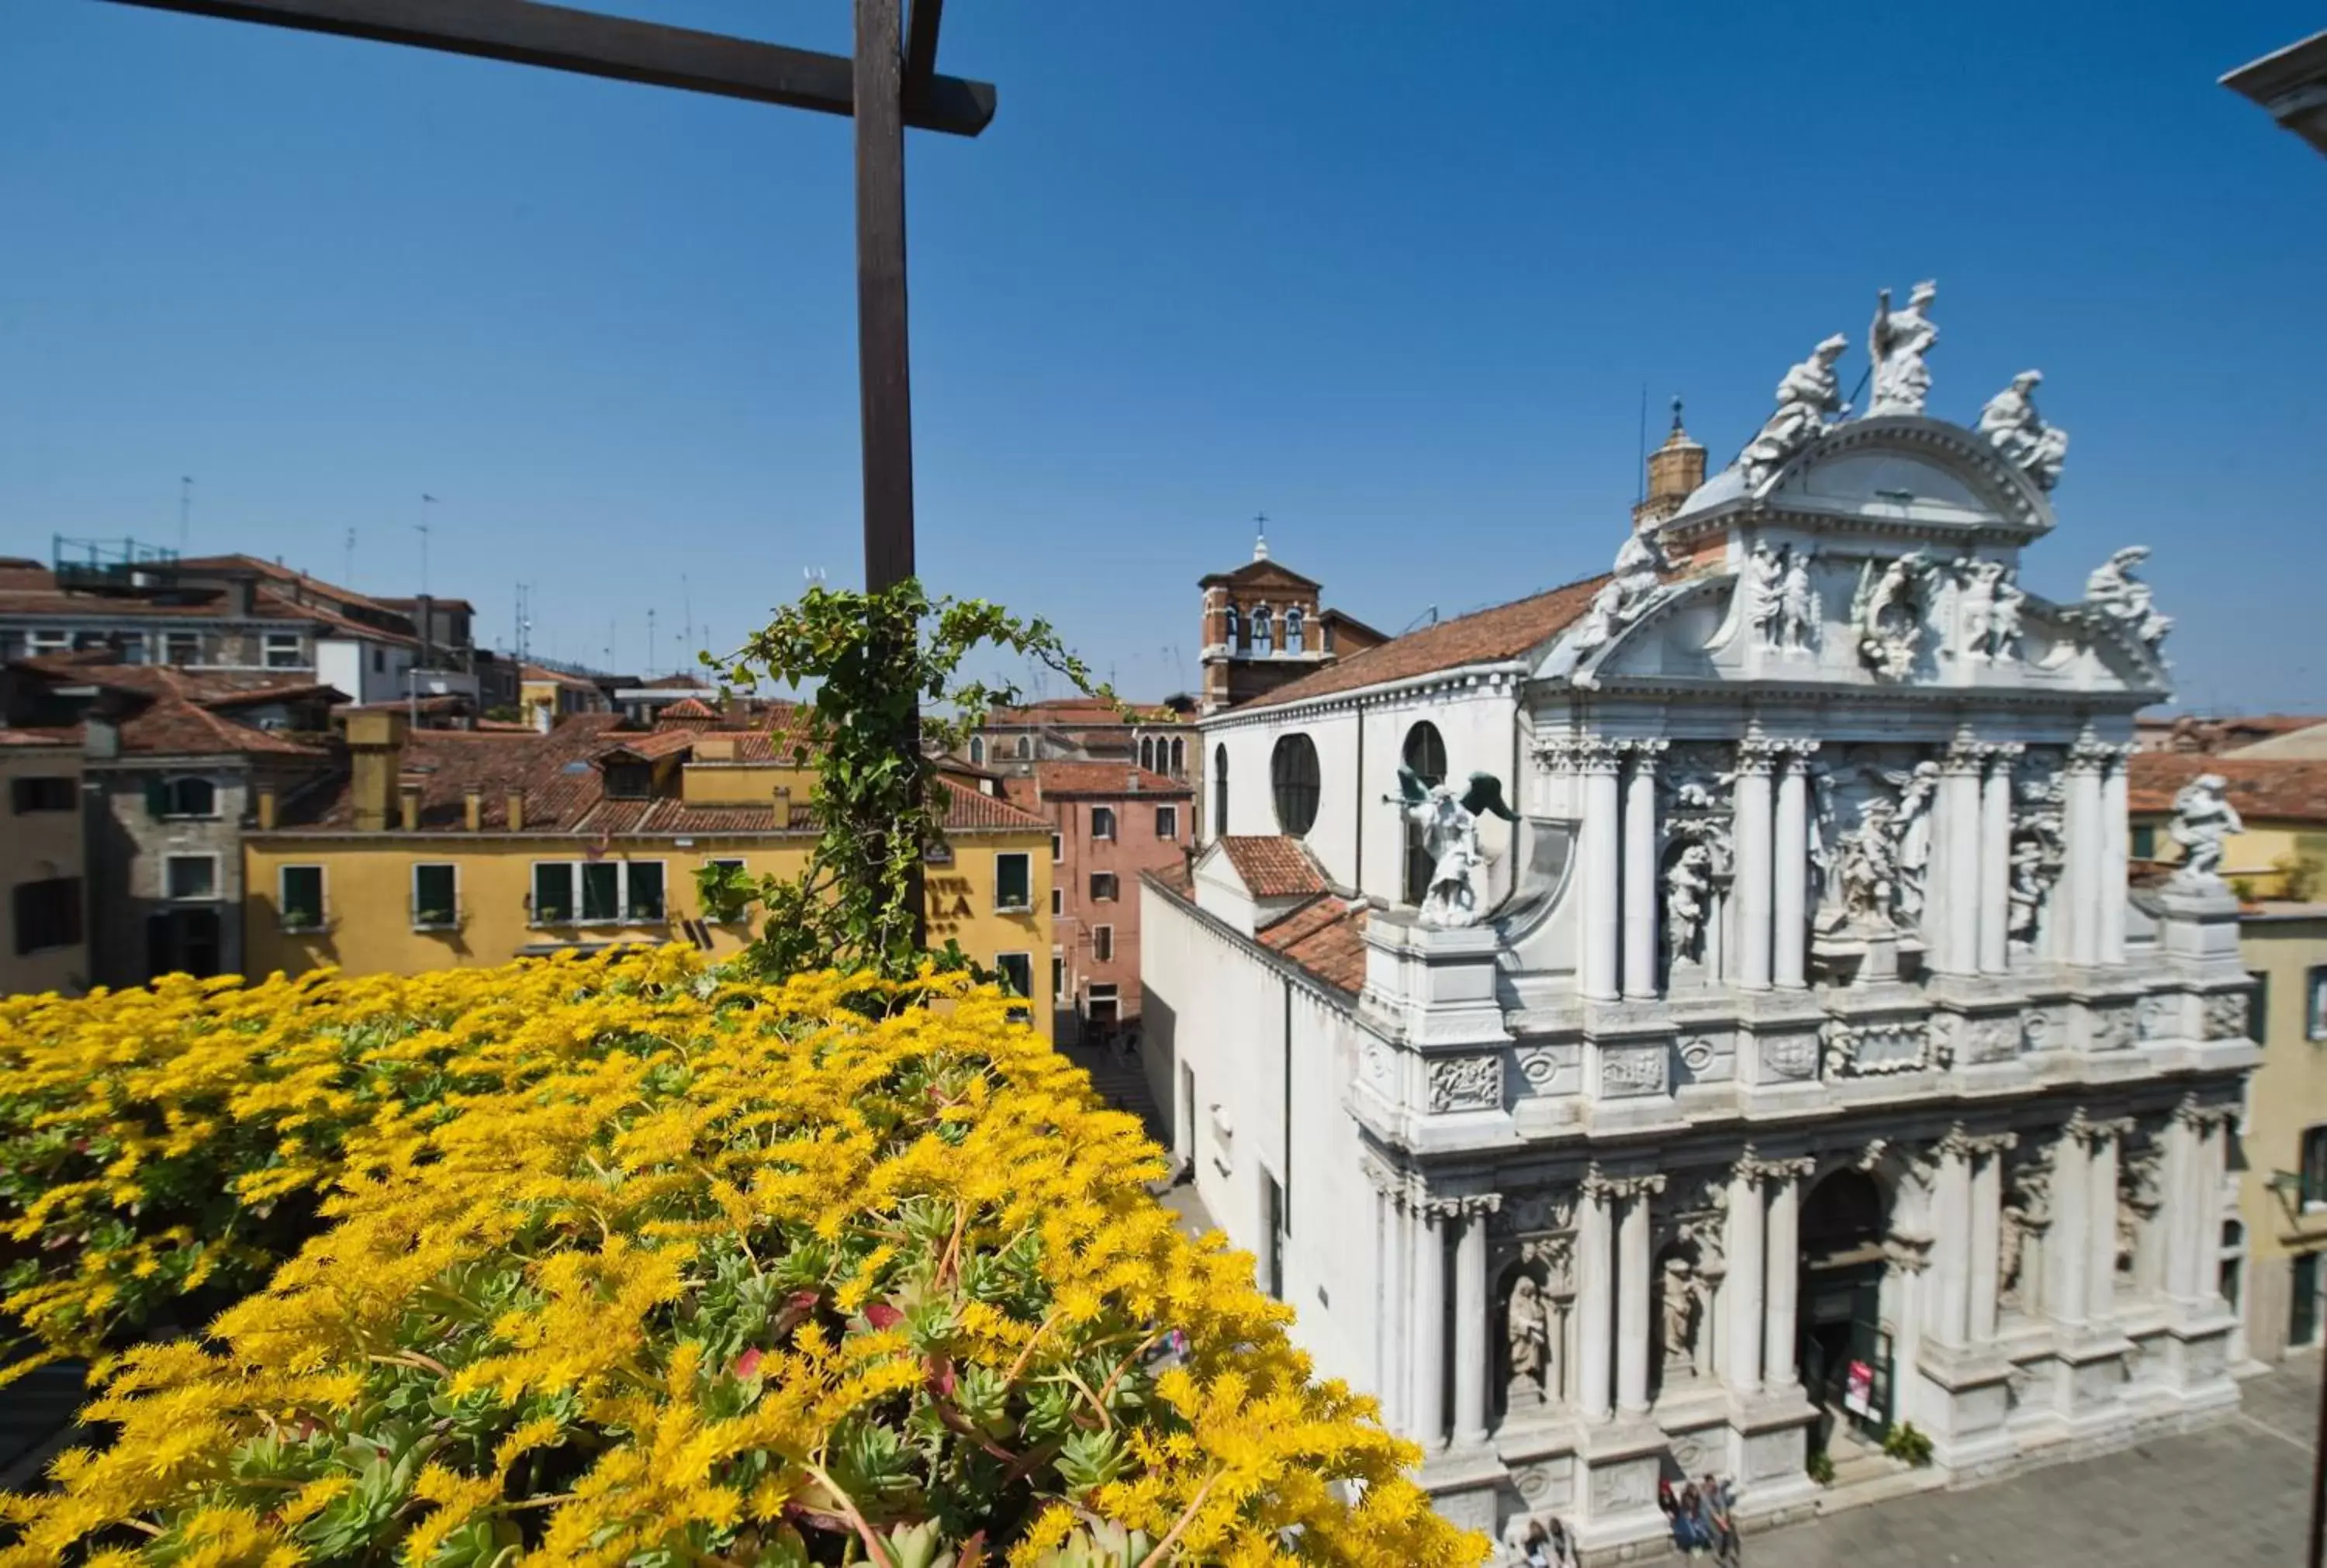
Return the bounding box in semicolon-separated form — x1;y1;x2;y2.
0;952;1485;1566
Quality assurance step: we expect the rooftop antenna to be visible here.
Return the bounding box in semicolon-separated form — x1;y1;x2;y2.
417;494;439;594
514;582;532;665
607;617;617;674
1634;383;1648;505
178;476;193;555
344;527;356;585
647;608;658;677
680;573;694;665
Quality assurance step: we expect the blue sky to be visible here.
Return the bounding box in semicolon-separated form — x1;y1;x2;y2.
3;3;2322;711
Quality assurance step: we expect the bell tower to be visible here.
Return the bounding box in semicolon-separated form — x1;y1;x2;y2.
1633;398;1707;531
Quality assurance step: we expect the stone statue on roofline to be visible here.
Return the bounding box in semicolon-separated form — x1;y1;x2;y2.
1739;334;1850;489
1869;280;1939;416
1570;522;1675;656
1386;765;1518;927
2167;773;2243;889
1978;370;2069;490
2083;545;2172;649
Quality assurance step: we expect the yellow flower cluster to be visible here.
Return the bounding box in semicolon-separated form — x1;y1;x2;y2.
0;952;1485;1566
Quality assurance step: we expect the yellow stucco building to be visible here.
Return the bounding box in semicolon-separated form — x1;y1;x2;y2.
2129;751;2327;900
243;711;1055;1034
2226;903;2327;1361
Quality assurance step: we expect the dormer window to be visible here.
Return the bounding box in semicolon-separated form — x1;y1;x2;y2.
603;761;652;799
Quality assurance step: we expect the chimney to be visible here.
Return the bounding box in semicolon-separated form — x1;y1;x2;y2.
347;710;409;832
506;789;525;831
415;592;435;670
256;784;278;831
226;572;256;617
464;786;482;831
398;779;422;831
774;784;793;826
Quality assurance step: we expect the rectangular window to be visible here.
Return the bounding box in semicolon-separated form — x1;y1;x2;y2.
164;631;200;667
1087;981;1119;1025
1090;871;1119;902
12;876;82;955
1093;924;1114;963
372;647;386;674
603;762;652;800
2253;971;2272;1046
2294;1252;2323;1349
10;776;76;814
994;852;1032;912
165;854;218;901
27;630;69;655
626;861;666;921
278;865;325;930
2309;966;2327;1043
413;863;458;928
1155;805;1178;840
995;952;1033;1001
533;862;575;924
1090;806;1116;841
1051;832;1062;862
117;633;146;665
1051;887;1063;917
581;862;621;922
1260;1169;1285;1300
263;633;303;668
2130;822;2156;859
2302;1126;2327;1210
1052;952;1064;996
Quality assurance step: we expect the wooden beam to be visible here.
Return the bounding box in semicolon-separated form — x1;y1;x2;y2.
95;0;997;136
855;0;915;594
902;0;942;114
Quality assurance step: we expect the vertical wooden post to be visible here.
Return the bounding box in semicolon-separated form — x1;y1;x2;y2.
853;0;925;952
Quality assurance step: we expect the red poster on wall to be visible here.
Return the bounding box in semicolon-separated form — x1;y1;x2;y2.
1843;1359;1876;1417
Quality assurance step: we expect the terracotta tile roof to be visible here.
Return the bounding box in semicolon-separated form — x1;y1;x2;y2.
17;657;339;707
642;673;713;690
117;698;324;757
1032;761;1192;798
0;724;80;748
332;693;472;717
2128;753;2327;824
1148;860;1194;899
600;727;701;761
174;554;400;616
522;663;605;690
1218;835;1328;899
1257;895;1371;993
13;659;333;758
1240;573;1610;710
986;697;1184;727
657;696;717;720
936;775;1051;833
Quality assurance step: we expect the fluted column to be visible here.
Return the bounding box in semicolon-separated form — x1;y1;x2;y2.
1368;1166;1410;1431
1622;742;1665;1000
2196;1107;2232;1306
1576;1170;1613;1421
1774;748;1814;989
1581;742;1623;1003
1968;1134;2014;1343
2046;1117;2092;1331
2087;1120;2128;1322
1409;1201;1447;1449
2101;750;2130;965
2163;1102;2203;1305
1735;739;1778;991
1941;746;1984;976
2065;741;2108;967
1933;1130;1974;1346
1977;746;2018;975
1616;1176;1661;1414
1452;1196;1497;1446
1764;1159;1812;1385
1727;1155;1767;1394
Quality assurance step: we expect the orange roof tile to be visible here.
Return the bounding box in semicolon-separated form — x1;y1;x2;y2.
1257;896;1371;993
936;775;1051;833
1032;761;1192;798
1218;835;1328;899
1240;573;1610;710
2128;753;2327;824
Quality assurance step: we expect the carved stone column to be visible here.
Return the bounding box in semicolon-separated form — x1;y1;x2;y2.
1409;1198;1447;1449
1734;738;1779;991
2065;741;2110;966
1622;741;1665;1000
2101;748;2131;964
1763;1158;1814;1385
2045;1116;2092;1332
1581;741;1623;1003
1967;1132;2015;1343
1774;747;1815;989
2163;1100;2202;1305
1577;1169;1614;1421
1451;1194;1499;1447
1933;1128;1975;1346
2085;1118;2131;1324
1615;1175;1663;1414
1727;1154;1768;1394
2174;1100;2236;1307
1362;1159;1410;1432
1940;745;1984;976
1976;745;2020;976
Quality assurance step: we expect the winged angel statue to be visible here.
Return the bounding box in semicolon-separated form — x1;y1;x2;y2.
1388;765;1517;928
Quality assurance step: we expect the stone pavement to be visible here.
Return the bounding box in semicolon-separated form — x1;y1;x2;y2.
1747;1352;2320;1567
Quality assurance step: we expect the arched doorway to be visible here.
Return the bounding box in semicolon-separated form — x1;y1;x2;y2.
1797;1166;1892;1449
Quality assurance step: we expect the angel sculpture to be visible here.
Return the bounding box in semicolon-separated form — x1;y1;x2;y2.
2168;772;2243;884
1387;765;1517;928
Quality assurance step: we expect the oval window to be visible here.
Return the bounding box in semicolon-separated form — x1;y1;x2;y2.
1271;733;1321;837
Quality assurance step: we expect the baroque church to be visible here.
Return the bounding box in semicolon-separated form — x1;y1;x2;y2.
1139;284;2253;1555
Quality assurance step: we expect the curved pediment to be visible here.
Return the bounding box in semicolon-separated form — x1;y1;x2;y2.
1672;416;2055;541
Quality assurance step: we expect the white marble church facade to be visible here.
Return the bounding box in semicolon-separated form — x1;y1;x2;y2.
1140;295;2254;1555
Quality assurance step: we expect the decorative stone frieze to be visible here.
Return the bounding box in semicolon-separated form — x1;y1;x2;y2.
1821;1015;1931;1076
1428;1052;1503;1114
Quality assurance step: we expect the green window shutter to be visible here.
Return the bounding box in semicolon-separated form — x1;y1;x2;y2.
145;777;168;818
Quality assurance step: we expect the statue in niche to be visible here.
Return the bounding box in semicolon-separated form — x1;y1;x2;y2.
1658;1254;1701;1371
1503;1273;1554;1406
1740;334;1850;488
2084;546;2173;649
2168;773;2243;885
1955;559;2025;662
2007;832;2054;948
1779;545;1819;653
1838;798;1903;931
1572;523;1675;655
1387;767;1517;927
1884;761;1941;922
1664;843;1715;970
1806;761;1841;913
1998;1149;2054;1314
1744;539;1785;648
1852;551;1937;681
1978;370;2069;491
1868;280;1940;416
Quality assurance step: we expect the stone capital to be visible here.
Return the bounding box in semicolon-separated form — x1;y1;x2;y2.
2173;1093;2239;1134
1941;744;1986;777
1735;735;1785;775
